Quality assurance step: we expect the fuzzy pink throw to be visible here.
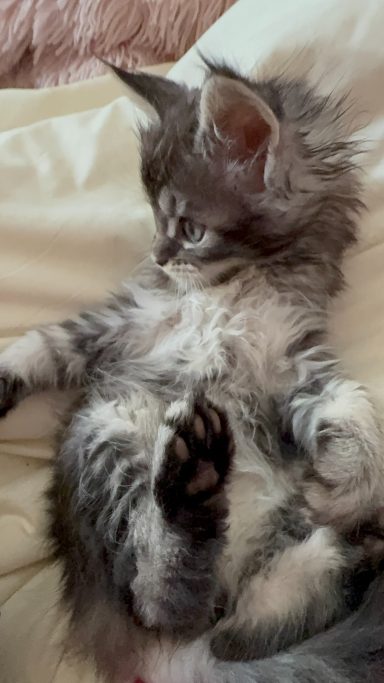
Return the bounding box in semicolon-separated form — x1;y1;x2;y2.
0;0;235;89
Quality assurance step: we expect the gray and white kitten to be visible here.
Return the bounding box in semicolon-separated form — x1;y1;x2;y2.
1;61;384;683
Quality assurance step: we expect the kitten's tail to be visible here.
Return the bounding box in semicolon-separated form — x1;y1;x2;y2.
213;575;384;683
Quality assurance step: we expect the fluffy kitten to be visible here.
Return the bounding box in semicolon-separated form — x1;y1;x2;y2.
0;61;384;683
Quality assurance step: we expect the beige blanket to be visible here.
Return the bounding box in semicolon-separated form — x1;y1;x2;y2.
1;1;384;681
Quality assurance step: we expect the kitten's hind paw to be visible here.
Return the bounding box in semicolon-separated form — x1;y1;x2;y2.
153;397;234;529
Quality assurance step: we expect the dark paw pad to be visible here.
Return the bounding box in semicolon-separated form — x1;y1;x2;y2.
154;399;234;521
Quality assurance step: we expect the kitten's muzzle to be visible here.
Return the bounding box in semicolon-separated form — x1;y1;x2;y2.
163;261;201;281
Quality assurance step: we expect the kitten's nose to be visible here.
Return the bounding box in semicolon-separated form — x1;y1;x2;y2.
154;252;169;267
152;237;178;266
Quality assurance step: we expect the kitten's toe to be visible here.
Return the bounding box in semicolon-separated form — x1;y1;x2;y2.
154;397;234;522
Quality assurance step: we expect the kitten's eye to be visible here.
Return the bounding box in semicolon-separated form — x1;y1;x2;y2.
181;220;205;244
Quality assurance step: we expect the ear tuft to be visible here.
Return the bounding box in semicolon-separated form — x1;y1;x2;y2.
102;60;184;120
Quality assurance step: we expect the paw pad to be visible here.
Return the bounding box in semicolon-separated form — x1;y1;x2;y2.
154;398;234;518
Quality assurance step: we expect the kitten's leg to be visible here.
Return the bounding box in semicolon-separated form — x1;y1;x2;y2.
0;326;84;415
0;301;129;416
283;350;384;527
210;477;353;661
51;395;233;647
134;396;234;633
50;397;153;682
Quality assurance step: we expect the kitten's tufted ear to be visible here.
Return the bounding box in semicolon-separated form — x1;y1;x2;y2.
197;75;279;187
104;62;184;120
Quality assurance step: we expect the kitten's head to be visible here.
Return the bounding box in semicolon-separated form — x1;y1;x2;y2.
112;61;362;292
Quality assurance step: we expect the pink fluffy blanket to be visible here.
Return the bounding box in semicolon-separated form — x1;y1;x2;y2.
0;0;235;88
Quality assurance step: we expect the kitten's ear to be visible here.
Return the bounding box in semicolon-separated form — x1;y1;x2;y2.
104;62;184;120
197;75;279;187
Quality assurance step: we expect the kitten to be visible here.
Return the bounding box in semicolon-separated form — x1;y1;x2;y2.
0;61;384;683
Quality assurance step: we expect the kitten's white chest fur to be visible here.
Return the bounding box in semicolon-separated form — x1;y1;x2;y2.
133;268;311;397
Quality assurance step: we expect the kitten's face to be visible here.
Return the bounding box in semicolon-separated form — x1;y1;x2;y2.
111;62;361;291
140;74;282;287
150;171;260;287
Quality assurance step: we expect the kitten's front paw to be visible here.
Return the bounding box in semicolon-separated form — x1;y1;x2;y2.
0;371;26;417
154;397;234;526
304;423;383;529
